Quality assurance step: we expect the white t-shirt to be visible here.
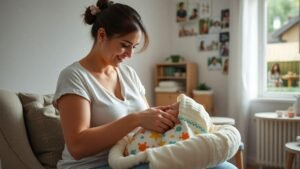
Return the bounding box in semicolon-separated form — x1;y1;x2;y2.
53;62;148;169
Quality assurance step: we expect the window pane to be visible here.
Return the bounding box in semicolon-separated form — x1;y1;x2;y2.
266;0;300;93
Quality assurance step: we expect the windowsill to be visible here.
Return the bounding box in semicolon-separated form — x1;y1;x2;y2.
252;97;295;103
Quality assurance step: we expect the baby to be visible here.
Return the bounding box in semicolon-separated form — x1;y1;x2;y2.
124;94;211;156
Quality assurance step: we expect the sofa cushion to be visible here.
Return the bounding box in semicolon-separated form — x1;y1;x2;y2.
19;93;64;169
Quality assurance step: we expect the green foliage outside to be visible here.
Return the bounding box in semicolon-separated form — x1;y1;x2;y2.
267;0;299;33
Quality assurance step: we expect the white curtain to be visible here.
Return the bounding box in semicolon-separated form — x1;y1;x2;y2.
228;0;258;151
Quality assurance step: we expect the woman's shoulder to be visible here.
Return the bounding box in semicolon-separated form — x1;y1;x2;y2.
58;62;86;79
63;61;86;72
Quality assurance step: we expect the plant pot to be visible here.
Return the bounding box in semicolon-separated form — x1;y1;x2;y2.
193;90;214;95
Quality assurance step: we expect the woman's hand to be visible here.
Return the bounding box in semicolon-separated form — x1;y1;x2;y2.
157;102;180;118
136;107;179;133
168;102;180;117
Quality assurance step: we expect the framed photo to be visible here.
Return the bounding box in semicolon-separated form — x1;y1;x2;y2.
187;0;200;20
178;24;198;37
220;42;229;57
199;19;211;35
222;58;229;74
221;9;230;28
219;32;230;43
199;0;211;18
208;17;221;34
208;56;222;71
219;32;230;56
176;1;188;22
196;35;219;52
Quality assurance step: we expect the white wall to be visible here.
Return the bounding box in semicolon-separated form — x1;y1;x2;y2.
0;0;92;94
0;0;172;105
170;0;231;116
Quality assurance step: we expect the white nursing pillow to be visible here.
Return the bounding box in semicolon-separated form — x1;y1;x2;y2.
108;94;241;169
109;125;241;169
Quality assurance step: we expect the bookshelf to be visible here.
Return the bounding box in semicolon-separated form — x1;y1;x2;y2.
154;62;197;106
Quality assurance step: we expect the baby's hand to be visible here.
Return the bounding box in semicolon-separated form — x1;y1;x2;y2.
170;102;179;112
155;102;180;122
163;103;180;125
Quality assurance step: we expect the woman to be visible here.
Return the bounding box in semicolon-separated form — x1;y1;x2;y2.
54;1;236;168
268;63;282;87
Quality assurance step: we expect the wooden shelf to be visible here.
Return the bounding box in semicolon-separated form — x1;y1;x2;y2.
157;76;186;80
154;62;198;106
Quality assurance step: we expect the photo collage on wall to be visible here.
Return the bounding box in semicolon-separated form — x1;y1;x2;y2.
176;0;230;74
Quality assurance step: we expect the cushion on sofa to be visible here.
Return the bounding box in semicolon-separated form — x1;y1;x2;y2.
18;93;64;169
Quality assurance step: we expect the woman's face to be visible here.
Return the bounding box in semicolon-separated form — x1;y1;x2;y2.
98;30;142;66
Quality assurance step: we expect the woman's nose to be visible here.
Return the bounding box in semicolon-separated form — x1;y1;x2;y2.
125;47;133;58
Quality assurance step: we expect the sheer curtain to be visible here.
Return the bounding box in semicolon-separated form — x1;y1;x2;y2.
228;0;258;147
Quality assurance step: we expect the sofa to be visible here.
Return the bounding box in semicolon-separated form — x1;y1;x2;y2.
0;89;244;169
0;89;64;169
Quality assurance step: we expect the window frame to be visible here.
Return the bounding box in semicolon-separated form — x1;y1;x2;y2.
257;0;299;100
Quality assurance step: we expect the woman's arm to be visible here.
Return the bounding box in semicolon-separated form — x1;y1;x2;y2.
57;94;177;160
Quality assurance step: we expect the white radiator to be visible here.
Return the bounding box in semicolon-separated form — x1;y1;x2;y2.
255;113;300;169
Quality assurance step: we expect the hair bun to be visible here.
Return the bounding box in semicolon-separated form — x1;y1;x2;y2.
83;7;97;25
97;0;114;10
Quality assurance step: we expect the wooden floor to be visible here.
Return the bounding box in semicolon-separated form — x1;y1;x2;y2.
246;165;284;169
246;164;259;169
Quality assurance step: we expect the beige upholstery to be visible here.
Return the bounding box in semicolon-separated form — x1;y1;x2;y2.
19;93;64;169
0;89;61;169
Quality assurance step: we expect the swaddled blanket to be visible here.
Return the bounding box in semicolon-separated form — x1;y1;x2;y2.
125;94;212;156
108;94;241;169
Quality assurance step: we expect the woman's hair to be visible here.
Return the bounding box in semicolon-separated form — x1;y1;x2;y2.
83;0;149;51
271;63;281;74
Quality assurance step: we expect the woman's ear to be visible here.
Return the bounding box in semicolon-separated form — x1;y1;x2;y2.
97;28;107;42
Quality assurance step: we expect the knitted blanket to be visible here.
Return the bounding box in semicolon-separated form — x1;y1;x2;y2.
108;94;241;169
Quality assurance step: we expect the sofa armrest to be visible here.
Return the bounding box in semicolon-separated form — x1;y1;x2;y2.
0;89;45;169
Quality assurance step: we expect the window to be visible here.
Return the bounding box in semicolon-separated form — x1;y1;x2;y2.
259;0;300;98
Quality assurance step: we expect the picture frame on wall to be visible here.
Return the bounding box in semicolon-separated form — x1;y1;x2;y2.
187;0;200;20
208;56;222;71
219;32;230;43
199;0;211;18
176;0;188;22
178;24;198;37
196;35;219;52
219;32;229;56
222;58;229;74
209;17;221;34
220;42;229;57
199;19;210;35
221;9;230;29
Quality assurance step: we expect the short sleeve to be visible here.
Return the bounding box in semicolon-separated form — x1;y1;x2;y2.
53;67;91;106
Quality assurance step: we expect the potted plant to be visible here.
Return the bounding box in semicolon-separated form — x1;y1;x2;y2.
165;54;185;63
193;83;213;94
